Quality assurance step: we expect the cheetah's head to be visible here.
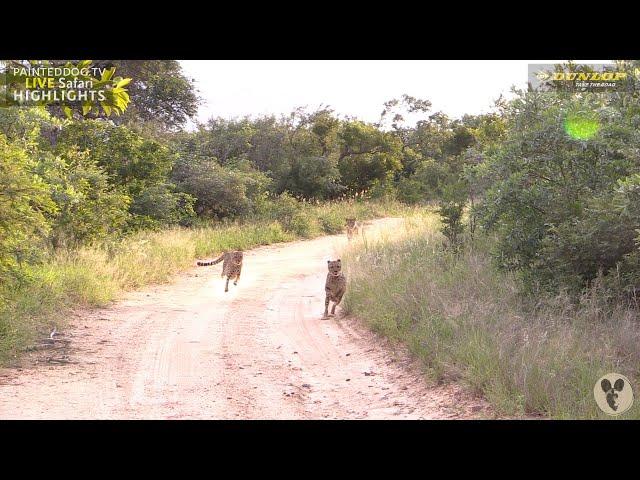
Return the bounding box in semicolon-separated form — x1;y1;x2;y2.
232;251;243;264
327;259;342;276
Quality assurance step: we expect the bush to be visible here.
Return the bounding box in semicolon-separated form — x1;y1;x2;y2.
255;193;317;237
0;107;62;151
395;176;425;204
342;212;640;419
173;158;271;219
288;211;315;237
130;184;196;229
0;134;55;280
527;174;640;296
281;155;345;200
37;148;131;248
474;88;640;296
437;201;465;250
396;159;449;204
255;192;301;225
56;120;175;197
368;178;397;201
337;121;403;193
318;210;344;234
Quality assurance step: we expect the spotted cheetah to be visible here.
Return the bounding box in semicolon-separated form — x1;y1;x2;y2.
197;251;243;292
345;218;361;241
324;259;346;318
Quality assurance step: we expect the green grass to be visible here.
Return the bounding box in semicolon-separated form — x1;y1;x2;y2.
0;199;411;365
341;210;640;419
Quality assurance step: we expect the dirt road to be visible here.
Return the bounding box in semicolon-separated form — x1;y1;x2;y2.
0;218;489;419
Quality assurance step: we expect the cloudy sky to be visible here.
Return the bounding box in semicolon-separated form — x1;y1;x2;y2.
179;60;611;128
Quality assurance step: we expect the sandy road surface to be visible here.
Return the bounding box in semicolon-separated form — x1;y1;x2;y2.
0;218;489;419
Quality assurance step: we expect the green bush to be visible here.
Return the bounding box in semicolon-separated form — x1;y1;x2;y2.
395;176;425;204
526;174;640;296
281;155;345;200
173;157;271;219
256;191;299;220
130;184;196;229
342;213;640;419
437;201;465;250
37;148;131;248
318;210;344;234
288;211;315;237
0;134;56;279
56;120;176;198
473;86;640;296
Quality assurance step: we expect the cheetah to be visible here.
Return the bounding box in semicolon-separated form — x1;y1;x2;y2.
324;259;346;318
345;218;361;241
197;251;243;292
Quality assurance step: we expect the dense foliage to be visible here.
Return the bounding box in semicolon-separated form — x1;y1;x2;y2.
472;61;640;297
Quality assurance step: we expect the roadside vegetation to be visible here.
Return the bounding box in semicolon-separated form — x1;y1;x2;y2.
339;61;640;419
342;212;640;419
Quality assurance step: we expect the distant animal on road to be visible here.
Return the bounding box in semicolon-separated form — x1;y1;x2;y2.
345;218;362;241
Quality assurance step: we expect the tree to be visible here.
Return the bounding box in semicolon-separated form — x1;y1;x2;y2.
36;148;131;248
173;108;347;200
129;185;195;229
56;120;176;198
0;106;62;152
172;156;271;219
109;61;199;130
396;158;447;203
281;155;344;199
0;134;55;279
473;84;640;294
337;121;403;193
380;94;432;134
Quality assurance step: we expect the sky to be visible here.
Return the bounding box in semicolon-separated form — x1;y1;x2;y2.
179;60;612;128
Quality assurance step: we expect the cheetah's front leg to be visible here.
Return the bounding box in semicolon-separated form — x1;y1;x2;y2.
330;290;345;316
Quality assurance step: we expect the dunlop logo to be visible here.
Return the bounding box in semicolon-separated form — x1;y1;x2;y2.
528;63;637;93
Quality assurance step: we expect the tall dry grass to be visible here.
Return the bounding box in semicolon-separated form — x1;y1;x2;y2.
341;211;640;419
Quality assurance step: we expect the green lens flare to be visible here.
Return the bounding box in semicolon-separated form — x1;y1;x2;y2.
564;113;600;140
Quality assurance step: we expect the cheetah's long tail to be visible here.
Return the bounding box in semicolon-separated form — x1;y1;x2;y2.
197;254;224;266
